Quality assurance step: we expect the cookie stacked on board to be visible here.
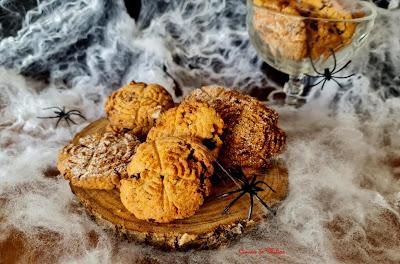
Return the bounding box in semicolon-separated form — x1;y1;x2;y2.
57;81;286;223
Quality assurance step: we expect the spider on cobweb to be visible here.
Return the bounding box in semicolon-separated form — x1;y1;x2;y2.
306;49;355;90
213;161;276;221
37;106;86;128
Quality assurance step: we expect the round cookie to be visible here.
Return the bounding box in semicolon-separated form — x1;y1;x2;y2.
184;85;286;174
120;137;214;223
146;101;224;157
104;81;174;137
57;131;140;190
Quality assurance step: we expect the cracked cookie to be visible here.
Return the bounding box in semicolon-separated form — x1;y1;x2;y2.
253;0;356;60
57;131;140;190
146;101;224;157
184;85;286;174
120;137;214;223
253;0;308;60
295;0;356;59
105;81;174;137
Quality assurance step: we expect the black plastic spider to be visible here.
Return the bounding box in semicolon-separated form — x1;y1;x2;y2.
213;161;276;220
306;49;355;90
37;106;86;128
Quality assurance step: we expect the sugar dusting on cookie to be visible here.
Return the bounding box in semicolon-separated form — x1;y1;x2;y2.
58;132;141;190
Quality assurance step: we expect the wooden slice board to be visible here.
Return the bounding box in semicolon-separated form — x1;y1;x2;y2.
69;119;289;250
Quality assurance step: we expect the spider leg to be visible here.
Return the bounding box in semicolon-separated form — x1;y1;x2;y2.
330;49;337;73
68;113;86;120
332;78;343;88
67;112;86;120
66;116;77;124
66;110;81;114
334;73;355;79
320;79;327;90
213;170;230;185
67;111;86;120
43;106;63;112
305;74;322;78
307;77;326;89
236;169;249;184
309;56;323;75
214;188;242;199
253;186;265;192
55;117;63;128
37;116;61;119
254;181;276;193
214;161;245;186
332;60;352;74
225;162;249;184
248;193;254;220
250;175;257;185
65;117;73;128
223;191;247;214
254;193;276;215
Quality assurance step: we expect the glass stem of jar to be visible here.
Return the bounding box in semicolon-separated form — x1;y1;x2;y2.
283;75;305;105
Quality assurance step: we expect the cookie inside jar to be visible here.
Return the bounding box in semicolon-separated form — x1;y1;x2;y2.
252;0;365;60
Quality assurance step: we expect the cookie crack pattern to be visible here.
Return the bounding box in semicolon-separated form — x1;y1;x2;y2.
119;137;214;222
132;94;140;128
170;143;192;214
153;140;169;212
79;144;93;150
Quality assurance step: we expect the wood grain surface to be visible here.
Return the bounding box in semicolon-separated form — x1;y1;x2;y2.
70;118;289;250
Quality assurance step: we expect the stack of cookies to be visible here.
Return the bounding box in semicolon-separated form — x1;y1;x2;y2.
57;81;286;223
252;0;358;60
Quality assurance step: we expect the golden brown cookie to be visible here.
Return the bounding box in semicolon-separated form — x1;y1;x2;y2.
104;81;174;137
253;0;308;61
57;131;140;190
120;137;214;223
252;0;356;60
294;0;356;59
146;101;224;157
184;85;286;174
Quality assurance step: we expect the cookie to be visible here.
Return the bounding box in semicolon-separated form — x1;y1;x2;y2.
293;0;355;59
120;137;214;223
147;101;224;157
184;85;286;174
104;81;174;137
57;131;140;190
253;0;308;60
252;0;356;60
